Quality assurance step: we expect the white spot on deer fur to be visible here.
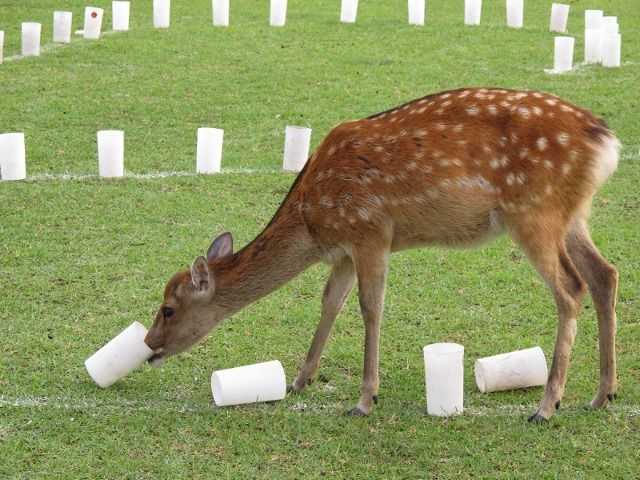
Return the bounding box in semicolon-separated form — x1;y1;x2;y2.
454;123;464;133
414;129;428;138
561;163;571;175
532;106;543;116
474;92;487;100
537;137;548;151
457;140;468;147
347;216;356;225
417;107;427;114
530;193;541;204
506;172;515;186
545;185;553;195
569;149;579;161
452;158;463;167
374;145;384;153
482;144;493;154
327;145;337;157
383;174;396;184
490;158;500;169
560;104;574;113
500;100;511;109
436;123;447;131
441;93;452;99
356;207;370;221
473;159;481;166
500;156;509;167
390;117;397;123
407;161;417;170
499;137;507;147
459;90;471;98
519;147;530;159
487;105;498;115
517;106;531;118
338;207;346;217
435;108;445;115
410;108;418;115
466;106;480;116
510;132;518;144
532;92;543;98
516;172;525;185
319;196;333;209
427;187;439;198
544;160;553;170
417;99;428;105
414;194;426;204
419;164;433;174
530;156;540;164
545;99;557;106
487;94;496;100
557;132;570;146
439;159;452;167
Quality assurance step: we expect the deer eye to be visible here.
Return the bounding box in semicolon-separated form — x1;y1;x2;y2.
164;307;175;319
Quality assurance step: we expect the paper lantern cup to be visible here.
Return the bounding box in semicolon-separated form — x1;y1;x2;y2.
213;0;230;26
553;36;574;73
0;133;27;181
22;22;41;57
196;128;224;174
584;28;602;64
270;0;287;27
97;130;125;178
83;7;104;39
112;1;131;31
211;360;287;407
85;322;153;388
424;343;464;416
602;34;621;68
283;126;311;172
154;0;171;28
340;0;358;23
464;0;482;26
549;3;569;33
506;0;523;29
53;11;73;43
584;9;603;30
475;347;548;393
408;0;425;26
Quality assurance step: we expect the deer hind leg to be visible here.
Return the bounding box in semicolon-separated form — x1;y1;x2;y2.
510;219;587;423
346;249;389;416
289;257;356;393
565;218;618;411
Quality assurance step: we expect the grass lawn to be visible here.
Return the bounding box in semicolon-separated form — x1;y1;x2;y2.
1;0;639;478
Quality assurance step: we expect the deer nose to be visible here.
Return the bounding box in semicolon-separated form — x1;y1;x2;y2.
144;332;163;351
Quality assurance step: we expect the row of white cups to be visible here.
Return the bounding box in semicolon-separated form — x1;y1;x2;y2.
0;126;311;181
551;9;622;73
86;322;549;415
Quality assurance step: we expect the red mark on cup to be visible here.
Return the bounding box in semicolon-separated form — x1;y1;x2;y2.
91;11;98;18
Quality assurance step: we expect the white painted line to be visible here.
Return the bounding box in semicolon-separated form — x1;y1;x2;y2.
1;395;638;416
21;168;286;182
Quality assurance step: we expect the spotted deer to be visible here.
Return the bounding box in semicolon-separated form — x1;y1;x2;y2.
145;87;620;422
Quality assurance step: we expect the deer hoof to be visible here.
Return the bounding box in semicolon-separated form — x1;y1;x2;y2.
527;412;548;424
346;407;367;417
286;384;297;394
372;395;379;405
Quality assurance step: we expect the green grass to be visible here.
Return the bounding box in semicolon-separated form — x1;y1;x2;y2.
1;0;639;478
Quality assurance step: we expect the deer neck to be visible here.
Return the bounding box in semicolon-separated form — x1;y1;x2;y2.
214;205;321;316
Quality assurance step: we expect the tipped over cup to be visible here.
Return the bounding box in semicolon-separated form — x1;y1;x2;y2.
211;360;287;407
85;321;154;388
475;346;548;393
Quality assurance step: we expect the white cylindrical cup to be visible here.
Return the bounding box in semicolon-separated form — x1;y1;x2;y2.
154;0;171;28
474;347;548;393
602;34;621;68
506;0;523;29
549;3;569;33
584;28;602;64
83;7;104;39
213;0;230;26
283;126;311;172
464;0;482;26
97;130;125;178
211;360;287;406
408;0;425;26
196;128;224;174
85;321;153;388
53;11;73;43
112;1;131;31
0;30;4;64
601;16;618;35
584;9;602;30
340;0;358;23
21;22;41;57
0;133;27;181
424;343;464;417
553;36;574;73
270;0;287;27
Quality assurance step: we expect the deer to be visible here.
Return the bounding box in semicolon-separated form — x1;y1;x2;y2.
144;87;620;423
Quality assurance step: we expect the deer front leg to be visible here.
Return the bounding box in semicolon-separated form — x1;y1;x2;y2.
347;252;388;416
289;258;356;393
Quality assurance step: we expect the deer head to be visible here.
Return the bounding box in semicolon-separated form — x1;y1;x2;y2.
145;232;234;365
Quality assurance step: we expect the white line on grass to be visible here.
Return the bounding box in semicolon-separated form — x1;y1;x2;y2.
23;168;286;182
2;395;638;417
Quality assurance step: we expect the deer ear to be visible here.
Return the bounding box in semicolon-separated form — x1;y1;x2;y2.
190;256;213;294
206;232;233;262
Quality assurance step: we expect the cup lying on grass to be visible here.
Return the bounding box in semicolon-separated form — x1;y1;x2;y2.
211;360;287;407
85;321;153;388
475;346;548;393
